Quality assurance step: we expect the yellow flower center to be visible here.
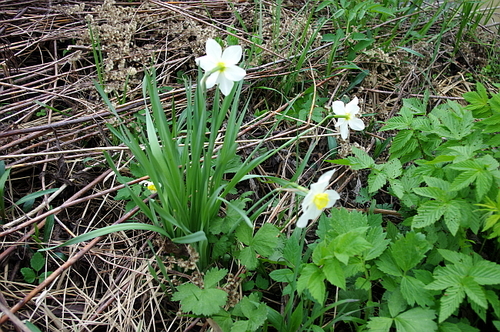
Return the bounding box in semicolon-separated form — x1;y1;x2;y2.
147;184;157;192
217;62;226;72
313;193;329;210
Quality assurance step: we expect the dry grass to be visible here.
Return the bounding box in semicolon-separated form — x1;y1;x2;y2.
1;0;499;331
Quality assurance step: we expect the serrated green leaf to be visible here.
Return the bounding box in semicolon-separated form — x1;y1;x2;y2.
425;272;461;291
376;252;402;277
382;113;412;131
486;290;500;318
173;284;227;316
420;155;455;165
390;130;417;155
391;232;430;272
297;264;326;303
383;158;403;178
450;170;479;192
282;231;301;268
388;178;405;199
464;83;490;118
321;208;369;238
367;317;393;332
438;249;471;265
422;176;451;191
235;223;253;246
475;171;494;201
348;147;375;169
443;201;461;235
365;227;390;260
231;320;249;332
438;322;464;332
462;276;487;309
204;268;228;289
308;269;326;304
401;275;434;306
368;171;387;193
413;187;448;200
438;285;465;323
269;269;294;283
413;201;446;228
388;288;407;317
469;259;500;285
239;247;258;270
323;258;346;289
237;296;268;330
394;307;437;332
251;223;280;257
333;228;372;265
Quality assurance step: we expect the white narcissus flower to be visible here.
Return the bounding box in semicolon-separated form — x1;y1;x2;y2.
332;97;365;140
297;170;340;228
140;180;157;193
195;39;246;96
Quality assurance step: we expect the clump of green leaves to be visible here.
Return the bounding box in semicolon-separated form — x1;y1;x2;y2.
21;252;53;284
172;267;229;316
326;83;500;330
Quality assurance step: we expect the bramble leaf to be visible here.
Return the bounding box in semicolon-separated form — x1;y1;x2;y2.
297;264;326;303
391;232;430;272
173;283;228;316
469;259;500;285
412;201;445;229
238;247;258;270
393;307;437;332
367;316;393;332
204;267;228;289
269;269;294;283
400;275;434;306
438;285;464;323
347;147;375;169
332;228;372;265
323;258;346;289
462;276;487;309
368;171;387;193
251;223;280;257
464;82;490;118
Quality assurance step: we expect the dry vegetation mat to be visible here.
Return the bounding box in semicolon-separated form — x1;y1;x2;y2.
1;0;500;331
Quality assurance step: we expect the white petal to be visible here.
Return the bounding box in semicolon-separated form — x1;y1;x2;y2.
205;72;219;89
223;65;246;82
296;214;309;228
206;39;222;59
345;97;360;116
301;191;314;211
348;117;365;131
297;206;322;228
324;190;340;208
337;121;349;140
217;76;234;96
317;170;336;185
197;55;217;72
310;170;335;193
331;101;346;115
221;45;243;65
